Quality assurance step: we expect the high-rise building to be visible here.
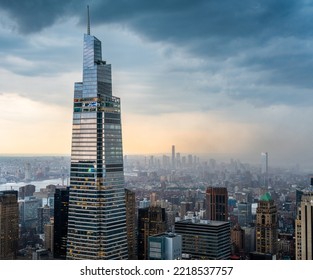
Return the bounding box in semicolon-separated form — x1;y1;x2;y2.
206;187;228;221
18;184;35;199
171;145;175;169
125;189;137;260
0;191;19;260
295;191;313;260
54;187;69;259
237;202;252;227
66;8;128;260
231;223;245;257
261;152;269;187
37;205;52;234
44;220;54;253
175;219;231;260
137;206;166;260
255;192;277;256
180;201;193;219
19;196;42;229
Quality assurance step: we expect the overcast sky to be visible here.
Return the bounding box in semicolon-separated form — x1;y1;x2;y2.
1;0;313;169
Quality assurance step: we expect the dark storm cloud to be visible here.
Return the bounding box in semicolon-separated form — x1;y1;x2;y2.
1;0;313;107
0;0;86;33
1;0;308;45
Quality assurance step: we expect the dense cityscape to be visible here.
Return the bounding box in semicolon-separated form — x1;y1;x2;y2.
0;149;312;260
1;4;313;262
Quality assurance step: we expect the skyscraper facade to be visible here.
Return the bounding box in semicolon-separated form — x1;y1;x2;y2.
295;191;313;260
125;189;137;259
137;206;166;260
0;191;19;260
255;193;277;255
66;12;128;260
206;187;228;221
175;219;231;260
54;187;69;259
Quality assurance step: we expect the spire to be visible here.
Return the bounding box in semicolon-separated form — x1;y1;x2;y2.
87;5;90;35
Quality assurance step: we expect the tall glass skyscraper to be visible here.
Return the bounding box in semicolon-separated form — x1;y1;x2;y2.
66;11;128;259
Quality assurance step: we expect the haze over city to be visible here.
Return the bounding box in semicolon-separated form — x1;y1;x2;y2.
1;1;313;169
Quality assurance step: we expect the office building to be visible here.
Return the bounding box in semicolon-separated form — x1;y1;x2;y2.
44;220;54;253
19;196;42;229
255;193;277;255
242;226;256;254
137;206;166;260
125;189;137;259
231;223;245;257
237;202;252;227
18;184;35;199
148;233;182;260
175;218;231;260
66;8;128;259
53;187;69;259
295;191;313;260
180;201;193;219
0;191;19;259
37;205;52;234
206;186;228;221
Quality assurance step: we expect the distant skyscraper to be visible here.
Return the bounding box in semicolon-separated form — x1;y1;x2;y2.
171;145;175;169
255;193;277;255
0;191;19;260
295;191;313;260
176;152;181;168
206;187;228;221
261;152;269;187
66;8;128;260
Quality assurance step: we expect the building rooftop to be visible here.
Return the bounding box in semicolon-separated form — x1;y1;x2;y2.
260;192;272;201
176;218;229;226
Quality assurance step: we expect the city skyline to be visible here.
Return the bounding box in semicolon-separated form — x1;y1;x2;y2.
1;1;313;169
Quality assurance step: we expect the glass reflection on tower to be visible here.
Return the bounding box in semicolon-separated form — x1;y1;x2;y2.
66;26;128;259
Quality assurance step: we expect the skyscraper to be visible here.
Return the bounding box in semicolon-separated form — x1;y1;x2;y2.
171;145;175;169
54;187;69;259
206;186;228;221
255;192;277;256
137;206;166;260
261;152;269;187
0;191;19;260
295;191;313;260
66;8;128;260
125;189;137;260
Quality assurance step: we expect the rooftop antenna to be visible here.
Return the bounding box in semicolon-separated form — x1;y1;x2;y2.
87;5;90;35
